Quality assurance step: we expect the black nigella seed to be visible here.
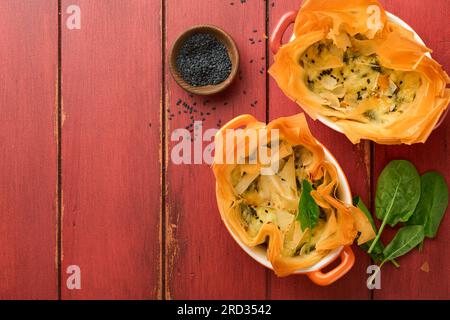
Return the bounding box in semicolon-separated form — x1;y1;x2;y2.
175;33;232;87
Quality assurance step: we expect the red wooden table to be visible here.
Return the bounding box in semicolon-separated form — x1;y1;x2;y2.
0;0;448;300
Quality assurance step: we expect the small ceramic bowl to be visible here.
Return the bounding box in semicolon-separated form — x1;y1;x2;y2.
215;115;355;286
269;11;448;131
169;25;239;96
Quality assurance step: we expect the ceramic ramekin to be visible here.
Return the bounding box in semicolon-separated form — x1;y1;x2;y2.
269;11;448;132
215;115;355;286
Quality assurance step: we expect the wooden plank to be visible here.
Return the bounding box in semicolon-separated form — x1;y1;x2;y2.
373;0;450;300
0;0;58;299
267;1;372;299
165;0;268;299
61;0;161;299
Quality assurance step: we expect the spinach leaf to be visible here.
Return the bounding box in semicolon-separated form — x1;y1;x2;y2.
297;179;320;232
368;160;421;253
353;196;398;266
381;225;425;266
407;172;449;238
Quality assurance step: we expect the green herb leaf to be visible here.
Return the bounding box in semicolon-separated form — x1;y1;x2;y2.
353;196;398;266
297;179;320;232
368;160;421;253
407;172;449;238
382;225;425;266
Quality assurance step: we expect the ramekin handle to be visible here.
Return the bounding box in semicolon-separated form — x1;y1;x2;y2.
307;246;355;286
270;11;298;55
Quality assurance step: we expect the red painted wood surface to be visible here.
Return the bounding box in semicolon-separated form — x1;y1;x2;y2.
0;1;58;299
372;0;450;300
61;0;161;299
165;0;268;299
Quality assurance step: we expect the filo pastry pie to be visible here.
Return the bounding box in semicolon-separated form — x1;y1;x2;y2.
213;113;375;276
269;0;450;144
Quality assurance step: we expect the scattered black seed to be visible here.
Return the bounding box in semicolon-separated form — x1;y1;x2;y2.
176;33;232;87
250;59;254;63
311;59;315;64
176;99;182;105
367;79;371;84
253;29;258;33
149;123;152;127
371;65;381;72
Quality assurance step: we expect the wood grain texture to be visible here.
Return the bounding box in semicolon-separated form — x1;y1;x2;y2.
165;0;268;299
372;0;450;300
267;0;372;300
61;0;161;299
0;0;58;299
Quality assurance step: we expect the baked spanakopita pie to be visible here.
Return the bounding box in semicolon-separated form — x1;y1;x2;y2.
269;0;450;144
213;113;374;276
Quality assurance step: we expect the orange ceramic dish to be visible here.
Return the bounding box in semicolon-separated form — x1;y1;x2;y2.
269;0;450;144
212;113;375;282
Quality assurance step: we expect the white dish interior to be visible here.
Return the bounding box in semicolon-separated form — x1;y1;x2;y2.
289;12;430;134
220;144;351;273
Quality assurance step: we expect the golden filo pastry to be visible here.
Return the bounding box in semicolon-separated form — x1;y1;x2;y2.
213;113;375;276
269;0;450;144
